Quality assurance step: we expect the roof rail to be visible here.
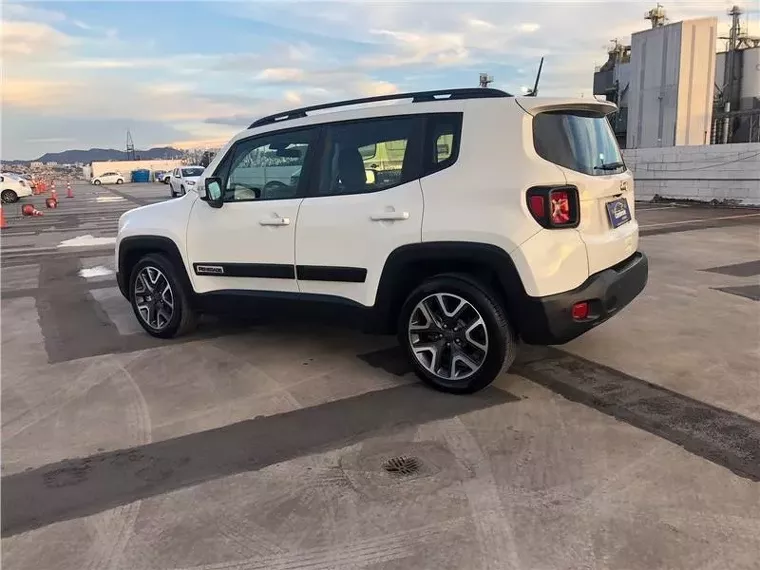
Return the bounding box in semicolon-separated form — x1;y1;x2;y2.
248;87;512;129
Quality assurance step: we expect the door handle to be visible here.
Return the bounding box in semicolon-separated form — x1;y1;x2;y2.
370;211;410;221
259;217;290;226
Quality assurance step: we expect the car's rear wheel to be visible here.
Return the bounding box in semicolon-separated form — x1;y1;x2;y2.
116;179;124;184
1;189;19;203
398;274;517;394
129;253;197;338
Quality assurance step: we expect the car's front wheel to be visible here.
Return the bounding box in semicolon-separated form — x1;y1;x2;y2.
1;189;19;203
180;185;185;196
93;180;102;185
129;253;197;338
398;274;517;394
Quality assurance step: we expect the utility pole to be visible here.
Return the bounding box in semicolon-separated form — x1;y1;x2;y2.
126;130;136;161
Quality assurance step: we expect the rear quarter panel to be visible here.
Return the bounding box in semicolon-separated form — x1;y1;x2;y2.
421;99;566;253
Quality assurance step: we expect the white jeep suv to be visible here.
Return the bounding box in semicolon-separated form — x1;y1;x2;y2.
115;88;648;393
169;166;205;197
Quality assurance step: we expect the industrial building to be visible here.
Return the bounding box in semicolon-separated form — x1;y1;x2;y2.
593;4;760;148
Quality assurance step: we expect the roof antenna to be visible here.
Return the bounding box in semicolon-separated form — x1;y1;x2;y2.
526;57;544;97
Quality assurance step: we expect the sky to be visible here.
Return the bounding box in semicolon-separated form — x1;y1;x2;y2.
2;0;758;160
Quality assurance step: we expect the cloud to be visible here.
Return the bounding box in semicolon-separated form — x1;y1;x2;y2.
203;115;254;127
364;29;469;68
1;79;81;107
515;23;541;33
26;137;77;144
355;80;400;97
256;67;306;82
2;3;66;24
467;18;495;30
0;20;76;59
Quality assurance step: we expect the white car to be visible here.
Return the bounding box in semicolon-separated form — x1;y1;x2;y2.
1;173;33;203
169;166;204;197
92;172;124;185
115;87;648;394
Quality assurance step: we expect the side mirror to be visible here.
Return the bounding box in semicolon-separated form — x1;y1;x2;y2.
204;177;224;208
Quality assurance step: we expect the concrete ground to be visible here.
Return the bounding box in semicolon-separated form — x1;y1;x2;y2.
2;183;759;570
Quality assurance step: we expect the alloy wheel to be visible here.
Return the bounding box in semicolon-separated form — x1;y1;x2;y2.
408;293;489;381
134;266;175;330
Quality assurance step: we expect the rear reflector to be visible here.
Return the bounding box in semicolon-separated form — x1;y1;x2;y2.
571;301;589;320
528;195;545;218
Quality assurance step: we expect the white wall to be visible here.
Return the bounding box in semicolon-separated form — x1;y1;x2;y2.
623;143;760;205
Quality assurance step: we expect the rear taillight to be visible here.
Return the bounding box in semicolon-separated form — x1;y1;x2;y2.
526;186;580;229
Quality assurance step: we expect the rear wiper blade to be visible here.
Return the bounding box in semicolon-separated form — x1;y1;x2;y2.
594;161;625;171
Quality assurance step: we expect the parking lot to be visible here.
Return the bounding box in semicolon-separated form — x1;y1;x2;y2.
2;182;759;570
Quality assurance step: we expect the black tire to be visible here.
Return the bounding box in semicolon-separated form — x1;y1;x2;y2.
129;253;197;339
93;180;102;185
116;179;124;184
170;187;176;198
1;189;19;203
397;273;517;394
180;185;185;196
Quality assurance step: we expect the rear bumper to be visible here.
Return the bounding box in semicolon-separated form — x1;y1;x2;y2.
517;251;648;345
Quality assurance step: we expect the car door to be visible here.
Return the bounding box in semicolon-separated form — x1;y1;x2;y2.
185;126;318;294
294;115;425;307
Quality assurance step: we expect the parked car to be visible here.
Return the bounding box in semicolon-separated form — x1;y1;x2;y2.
162;172;172;185
1;173;33;203
155;171;168;183
92;172;124;185
115;87;648;394
169;166;204;197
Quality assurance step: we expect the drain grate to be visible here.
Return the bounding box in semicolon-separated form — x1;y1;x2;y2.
382;455;421;476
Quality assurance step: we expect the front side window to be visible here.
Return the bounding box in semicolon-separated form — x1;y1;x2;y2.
223;129;315;202
317;117;420;197
182;167;204;177
533;111;625;176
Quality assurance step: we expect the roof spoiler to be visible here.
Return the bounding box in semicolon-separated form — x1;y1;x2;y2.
515;98;618;117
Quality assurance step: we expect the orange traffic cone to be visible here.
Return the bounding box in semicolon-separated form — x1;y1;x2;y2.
66;181;74;198
45;197;58;209
0;205;7;229
51;187;58;201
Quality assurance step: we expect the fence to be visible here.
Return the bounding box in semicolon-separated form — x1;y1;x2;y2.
711;108;760;144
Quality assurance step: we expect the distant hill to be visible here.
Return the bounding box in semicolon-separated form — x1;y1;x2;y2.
31;147;183;164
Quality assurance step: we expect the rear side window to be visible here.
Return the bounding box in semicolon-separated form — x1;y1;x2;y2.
316;116;422;197
533;111;625;176
424;113;462;175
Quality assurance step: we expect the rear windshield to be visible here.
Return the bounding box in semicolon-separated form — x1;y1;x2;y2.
533;111;625;176
182;168;204;177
